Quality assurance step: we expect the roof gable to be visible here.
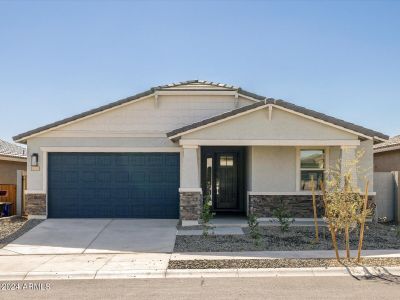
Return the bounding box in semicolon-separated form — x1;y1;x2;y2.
177;106;357;142
167;100;389;142
13;80;389;143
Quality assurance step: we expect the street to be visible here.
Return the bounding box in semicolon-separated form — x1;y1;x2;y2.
1;276;400;300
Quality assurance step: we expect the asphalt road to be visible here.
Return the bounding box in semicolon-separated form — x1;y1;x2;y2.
1;276;400;300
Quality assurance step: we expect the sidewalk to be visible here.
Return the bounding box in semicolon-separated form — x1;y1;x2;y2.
1;250;400;280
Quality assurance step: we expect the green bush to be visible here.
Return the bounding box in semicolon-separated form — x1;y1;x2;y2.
272;203;294;232
201;194;215;236
247;214;262;246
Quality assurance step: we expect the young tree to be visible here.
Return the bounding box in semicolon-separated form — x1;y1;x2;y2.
322;149;371;261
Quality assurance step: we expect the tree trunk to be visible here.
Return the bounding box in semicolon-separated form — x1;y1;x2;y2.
357;181;369;263
311;177;319;242
330;227;340;261
345;225;350;259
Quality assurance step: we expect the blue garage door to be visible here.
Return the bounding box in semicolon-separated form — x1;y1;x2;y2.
48;153;180;218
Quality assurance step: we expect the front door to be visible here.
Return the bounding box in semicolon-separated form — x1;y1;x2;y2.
201;147;245;213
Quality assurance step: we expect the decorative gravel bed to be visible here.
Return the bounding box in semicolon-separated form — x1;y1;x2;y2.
169;257;400;269
0;217;42;248
174;223;400;252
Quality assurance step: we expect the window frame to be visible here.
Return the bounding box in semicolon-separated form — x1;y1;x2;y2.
296;147;330;191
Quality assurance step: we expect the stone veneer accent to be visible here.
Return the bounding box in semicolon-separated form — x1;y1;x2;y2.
180;192;202;221
249;194;376;218
25;193;47;217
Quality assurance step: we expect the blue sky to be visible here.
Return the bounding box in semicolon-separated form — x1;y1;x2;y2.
1;0;399;143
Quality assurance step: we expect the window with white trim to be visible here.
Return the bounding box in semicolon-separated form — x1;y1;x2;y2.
300;149;325;190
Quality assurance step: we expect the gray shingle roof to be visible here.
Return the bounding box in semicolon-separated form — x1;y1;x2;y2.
13;80;389;143
167;99;389;141
0;139;27;159
374;135;400;151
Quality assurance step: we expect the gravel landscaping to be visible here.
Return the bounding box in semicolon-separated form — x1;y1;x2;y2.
174;223;400;252
168;257;400;269
0;217;42;248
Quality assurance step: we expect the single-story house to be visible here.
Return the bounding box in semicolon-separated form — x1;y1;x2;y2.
0;139;27;185
374;135;400;172
13;80;388;224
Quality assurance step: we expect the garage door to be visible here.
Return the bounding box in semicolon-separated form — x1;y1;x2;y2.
48;153;180;218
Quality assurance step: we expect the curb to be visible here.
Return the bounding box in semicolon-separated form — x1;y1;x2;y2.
1;267;400;281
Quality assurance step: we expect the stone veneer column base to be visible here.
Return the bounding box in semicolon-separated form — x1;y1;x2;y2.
180;191;202;225
249;194;376;218
25;193;47;218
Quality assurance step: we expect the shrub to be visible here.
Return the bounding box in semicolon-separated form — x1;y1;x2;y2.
201;194;215;236
272;203;294;232
247;214;261;246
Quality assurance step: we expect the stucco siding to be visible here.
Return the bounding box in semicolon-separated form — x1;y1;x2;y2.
0;160;26;184
329;146;341;170
181;108;358;141
375;149;400;172
26;94;253;191
39;95;253;138
358;140;374;192
250;146;297;192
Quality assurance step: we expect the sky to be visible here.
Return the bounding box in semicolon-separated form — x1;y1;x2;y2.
0;0;399;143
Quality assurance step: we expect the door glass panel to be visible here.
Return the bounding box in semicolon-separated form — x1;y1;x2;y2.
206;157;213;199
220;155;234;167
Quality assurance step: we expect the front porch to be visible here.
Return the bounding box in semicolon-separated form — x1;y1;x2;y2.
178;143;371;226
170;102;375;226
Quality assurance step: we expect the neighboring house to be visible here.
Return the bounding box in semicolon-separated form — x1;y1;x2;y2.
374;135;400;172
13;80;388;224
0;139;27;184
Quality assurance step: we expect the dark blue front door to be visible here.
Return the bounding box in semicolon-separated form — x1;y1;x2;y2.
48;153;180;218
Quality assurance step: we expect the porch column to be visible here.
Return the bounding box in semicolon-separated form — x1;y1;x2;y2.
179;145;202;225
340;145;358;190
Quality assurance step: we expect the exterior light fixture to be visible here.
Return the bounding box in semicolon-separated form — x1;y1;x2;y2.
31;153;39;167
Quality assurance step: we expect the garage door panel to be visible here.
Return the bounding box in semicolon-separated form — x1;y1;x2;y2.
48;152;179;218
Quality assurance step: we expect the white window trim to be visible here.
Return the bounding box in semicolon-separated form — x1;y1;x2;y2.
296;147;330;191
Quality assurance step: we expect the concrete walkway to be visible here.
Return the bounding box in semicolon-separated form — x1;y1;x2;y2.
1;250;400;280
0;253;171;280
2;219;178;255
1;252;400;280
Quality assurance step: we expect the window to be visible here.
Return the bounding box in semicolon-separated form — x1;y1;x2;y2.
219;155;234;167
300;149;325;190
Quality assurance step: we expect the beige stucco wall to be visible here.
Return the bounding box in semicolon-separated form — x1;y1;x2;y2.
248;146;296;192
40;95;253;138
245;145;370;193
357;140;374;192
26;94;254;191
374;149;400;172
182;107;357;141
0;159;26;184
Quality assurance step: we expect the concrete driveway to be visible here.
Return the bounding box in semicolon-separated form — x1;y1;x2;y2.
2;219;178;255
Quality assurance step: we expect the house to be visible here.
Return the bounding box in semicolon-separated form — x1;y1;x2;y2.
374;135;400;172
13;80;388;224
0;139;27;185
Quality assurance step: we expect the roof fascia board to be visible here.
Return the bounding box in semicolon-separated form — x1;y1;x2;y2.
169;102;374;141
270;104;373;141
237;92;263;102
0;155;27;162
179;139;360;147
374;144;400;153
14;93;155;143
